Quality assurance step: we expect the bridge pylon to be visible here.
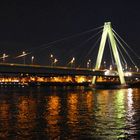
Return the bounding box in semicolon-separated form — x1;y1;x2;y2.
92;22;126;85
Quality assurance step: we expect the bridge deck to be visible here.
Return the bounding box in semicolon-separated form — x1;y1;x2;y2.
0;63;139;78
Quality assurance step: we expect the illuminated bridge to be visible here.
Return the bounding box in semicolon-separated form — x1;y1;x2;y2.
0;22;140;87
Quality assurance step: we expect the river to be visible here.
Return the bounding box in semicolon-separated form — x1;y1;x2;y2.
0;87;140;139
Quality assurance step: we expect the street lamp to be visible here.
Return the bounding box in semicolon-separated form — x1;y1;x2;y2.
2;53;8;63
70;57;75;68
15;51;28;64
125;64;127;71
87;62;90;69
22;51;26;64
50;54;53;58
104;61;106;68
53;58;58;66
50;54;54;66
135;66;139;72
31;56;34;64
109;65;112;70
88;59;91;69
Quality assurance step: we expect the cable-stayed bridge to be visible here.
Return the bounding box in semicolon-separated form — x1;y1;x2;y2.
0;22;140;88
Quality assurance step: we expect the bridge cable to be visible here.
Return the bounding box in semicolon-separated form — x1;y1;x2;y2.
116;42;127;67
54;28;104;66
30;26;103;53
112;29;140;59
113;33;138;68
65;29;104;59
26;26;104;58
25;26;103;67
114;33;137;67
77;33;102;68
117;44;127;66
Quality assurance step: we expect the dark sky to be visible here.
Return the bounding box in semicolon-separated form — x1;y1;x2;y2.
0;0;140;66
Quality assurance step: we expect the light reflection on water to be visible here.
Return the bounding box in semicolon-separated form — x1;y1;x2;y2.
0;87;140;139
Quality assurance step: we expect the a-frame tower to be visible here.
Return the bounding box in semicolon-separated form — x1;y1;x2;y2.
92;22;126;85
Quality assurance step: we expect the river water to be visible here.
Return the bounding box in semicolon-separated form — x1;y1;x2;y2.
0;87;140;140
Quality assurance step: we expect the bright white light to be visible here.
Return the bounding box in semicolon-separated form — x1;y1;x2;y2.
16;52;28;58
109;65;112;70
72;57;75;61
54;58;58;63
0;54;8;59
135;78;139;81
50;54;53;58
70;57;75;64
104;70;110;75
104;70;118;76
124;72;132;76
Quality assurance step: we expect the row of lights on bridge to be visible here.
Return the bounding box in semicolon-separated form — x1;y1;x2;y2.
0;52;93;68
0;52;66;66
0;52;139;71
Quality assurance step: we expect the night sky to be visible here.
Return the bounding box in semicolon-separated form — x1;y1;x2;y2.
0;0;140;66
